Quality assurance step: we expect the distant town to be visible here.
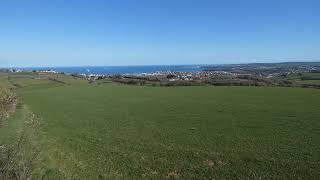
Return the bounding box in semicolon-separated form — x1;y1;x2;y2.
2;62;320;88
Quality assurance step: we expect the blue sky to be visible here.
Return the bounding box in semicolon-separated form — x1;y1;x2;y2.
0;0;319;67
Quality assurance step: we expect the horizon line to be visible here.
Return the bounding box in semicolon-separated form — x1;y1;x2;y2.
1;61;320;69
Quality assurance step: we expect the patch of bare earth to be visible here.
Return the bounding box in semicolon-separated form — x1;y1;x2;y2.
166;171;179;179
203;160;215;168
142;167;159;178
203;159;226;169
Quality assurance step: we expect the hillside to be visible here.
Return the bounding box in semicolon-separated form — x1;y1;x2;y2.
0;72;320;179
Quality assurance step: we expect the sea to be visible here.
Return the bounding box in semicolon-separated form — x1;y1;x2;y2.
21;65;211;75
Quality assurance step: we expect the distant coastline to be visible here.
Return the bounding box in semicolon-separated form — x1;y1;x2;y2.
5;61;318;75
17;65;205;75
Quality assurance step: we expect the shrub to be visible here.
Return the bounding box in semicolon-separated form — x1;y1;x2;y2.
0;88;17;122
0;89;16;107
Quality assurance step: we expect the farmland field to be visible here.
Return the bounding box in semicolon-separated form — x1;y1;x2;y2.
1;73;320;179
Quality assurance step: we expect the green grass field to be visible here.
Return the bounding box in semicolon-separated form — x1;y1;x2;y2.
1;73;320;179
276;72;320;87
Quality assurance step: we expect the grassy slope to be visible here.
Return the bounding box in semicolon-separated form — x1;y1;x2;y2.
277;72;320;86
1;73;320;179
0;73;17;136
0;73;13;89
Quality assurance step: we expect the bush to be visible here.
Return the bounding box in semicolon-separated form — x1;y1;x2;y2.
0;89;16;107
0;88;17;122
